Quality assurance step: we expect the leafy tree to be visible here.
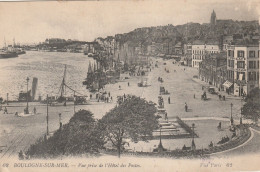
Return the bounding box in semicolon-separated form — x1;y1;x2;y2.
26;110;105;158
99;95;159;157
242;88;260;124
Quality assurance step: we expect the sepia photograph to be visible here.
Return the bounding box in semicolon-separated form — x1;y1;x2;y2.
0;0;259;171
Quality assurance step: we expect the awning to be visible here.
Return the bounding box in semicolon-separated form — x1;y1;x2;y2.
223;80;233;88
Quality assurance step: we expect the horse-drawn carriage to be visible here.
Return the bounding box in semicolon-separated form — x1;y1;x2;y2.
158;96;164;108
159;86;170;95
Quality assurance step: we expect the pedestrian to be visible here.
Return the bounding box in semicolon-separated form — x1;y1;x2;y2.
185;103;188;112
33;107;37;114
168;97;170;104
128;82;130;86
4;107;8;114
119;85;121;90
18;150;24;160
108;92;110;97
194;94;195;99
90;94;92;99
165;112;168;121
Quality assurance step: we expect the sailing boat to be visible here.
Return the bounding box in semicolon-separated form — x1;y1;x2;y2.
56;65;87;104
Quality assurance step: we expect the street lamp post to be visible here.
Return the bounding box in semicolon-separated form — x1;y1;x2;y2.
158;124;164;152
59;113;62;130
230;103;233;126
191;123;196;150
240;81;243;125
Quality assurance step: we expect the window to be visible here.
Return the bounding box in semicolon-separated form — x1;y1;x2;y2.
237;51;244;58
228;50;234;57
249;61;256;69
237;61;245;68
228;60;234;67
248;72;257;81
249;51;255;58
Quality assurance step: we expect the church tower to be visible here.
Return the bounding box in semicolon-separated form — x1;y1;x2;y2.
210;10;216;26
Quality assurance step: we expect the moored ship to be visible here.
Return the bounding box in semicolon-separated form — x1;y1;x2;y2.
0;51;18;58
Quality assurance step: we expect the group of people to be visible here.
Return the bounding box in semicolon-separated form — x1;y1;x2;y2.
217;136;230;144
90;91;113;103
158;77;163;83
117;94;128;105
218;94;225;101
0;105;8;114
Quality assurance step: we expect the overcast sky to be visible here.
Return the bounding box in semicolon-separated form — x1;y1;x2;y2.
0;0;259;46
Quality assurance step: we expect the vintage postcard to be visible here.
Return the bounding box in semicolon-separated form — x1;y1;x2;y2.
0;0;260;171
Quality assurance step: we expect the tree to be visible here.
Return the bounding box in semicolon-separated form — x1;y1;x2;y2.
99;95;159;157
242;88;260;124
26;110;105;158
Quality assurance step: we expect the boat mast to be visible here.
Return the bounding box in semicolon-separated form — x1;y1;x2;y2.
4;37;6;50
60;65;67;98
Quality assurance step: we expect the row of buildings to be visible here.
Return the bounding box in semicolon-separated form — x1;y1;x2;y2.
198;40;259;96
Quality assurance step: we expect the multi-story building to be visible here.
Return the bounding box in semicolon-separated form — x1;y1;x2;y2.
192;40;220;68
174;42;183;55
147;42;164;55
226;42;259;96
184;43;192;66
222;35;233;51
199;52;227;89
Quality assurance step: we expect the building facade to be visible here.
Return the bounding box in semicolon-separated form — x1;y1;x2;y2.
192;41;220;68
226;44;259;96
184;43;192;66
199;52;227;89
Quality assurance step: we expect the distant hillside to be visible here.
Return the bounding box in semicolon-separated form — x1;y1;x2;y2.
114;20;259;46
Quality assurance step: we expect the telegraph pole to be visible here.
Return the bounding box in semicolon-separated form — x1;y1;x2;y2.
46;94;49;136
230;103;233;126
6;93;8;105
74;91;76;114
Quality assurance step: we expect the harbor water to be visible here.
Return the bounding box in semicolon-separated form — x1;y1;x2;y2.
0;51;95;101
